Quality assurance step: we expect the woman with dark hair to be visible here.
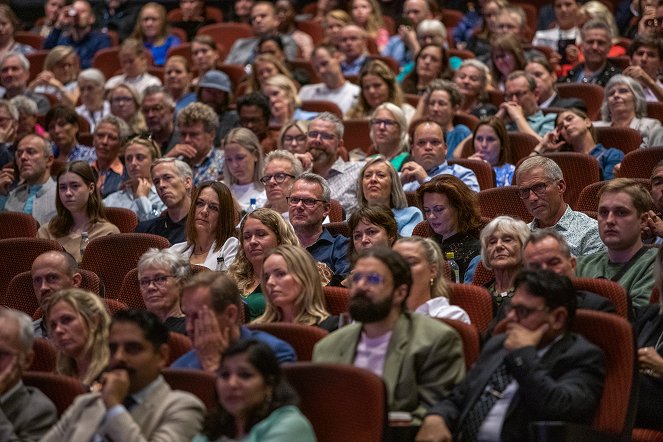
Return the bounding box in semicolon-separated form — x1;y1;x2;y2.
46;105;96;163
254;244;337;331
131;2;182;66
37;161;120;262
416;175;483;282
465;116;516;186
401;45;452;96
490;34;527;92
348;205;398;257
195;339;316;441
532;108;624;180
276;0;314;60
257;36;310;87
346;59;415;122
169;181;240;271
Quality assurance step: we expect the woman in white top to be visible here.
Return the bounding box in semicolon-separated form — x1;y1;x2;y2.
393;236;470;323
594;74;662;147
261;150;303;220
75;69;111;133
105;38;162;96
169;181;239;271
223;128;267;212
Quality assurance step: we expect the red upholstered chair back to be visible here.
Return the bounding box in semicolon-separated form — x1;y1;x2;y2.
104;207;139;233
447;282;494;334
449;158;495;190
508;132;541;163
328;199;344;223
167;332;193;366
323;285;350;315
556;83;604;120
572;278;631;319
118;268;147;310
471;260;496;288
301;100;342;118
23;371;86;416
342;119;372;155
323;221;350;237
28;338;57;372
163;368;217;410
619;147;663;179
595;126;642;155
539;152;601;209
576;179;651;214
477;186;532;222
0;212;39;239
247;322;328;361
438;318;481;369
197;23;253;54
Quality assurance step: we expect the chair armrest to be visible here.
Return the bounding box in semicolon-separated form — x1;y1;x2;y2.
529;421;620;442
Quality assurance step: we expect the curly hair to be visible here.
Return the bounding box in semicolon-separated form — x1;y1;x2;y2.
176;102;220;135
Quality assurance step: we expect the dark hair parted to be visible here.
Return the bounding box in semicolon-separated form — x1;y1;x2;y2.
512;268;577;328
111;309;170;349
468;116;513;165
45;105;80;130
347;206;398;257
182;271;242;315
185;181;237;253
416;175;482;236
201;339;299;439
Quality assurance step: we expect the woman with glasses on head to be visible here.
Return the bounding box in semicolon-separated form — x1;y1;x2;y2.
367;103;409;171
108;83;147;137
229;208;301;322
254;244;338;331
416;175;483;282
262;150;303;218
357;156;423;236
169;181;240;271
137;248;191;335
393;237;470;322
223;128;267;213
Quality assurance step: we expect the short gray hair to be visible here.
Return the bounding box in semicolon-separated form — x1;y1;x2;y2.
96;114;131;143
263;150;304;177
143;85;175;110
601;74;648;120
293;172;331;201
370;103;408;150
18;133;52;157
525;228;573;258
78;68;106;86
10;96;38;116
516;156;564;182
0;52;29;71
581;17;613;40
0;308;34;354
151;157;194;181
137;248;192;282
480;216;530;269
310;112;344;138
0;99;19;121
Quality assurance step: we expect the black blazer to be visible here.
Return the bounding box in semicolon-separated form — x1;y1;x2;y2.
547;95;588;113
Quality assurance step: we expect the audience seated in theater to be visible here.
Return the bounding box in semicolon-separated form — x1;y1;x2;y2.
532;0;581;64
229;208;300;322
104;38;162;96
262;74;317;127
237;92;278;154
593;74;662;147
365;103;409;170
289;173;350;286
338;24;370;77
0;308;57;440
244;53;296;95
169;0;216;42
644;161;663;245
624;35;663;102
358;156;423;236
222;127;266;212
167;102;225;186
464;117;516;187
253;244;338;331
172;271;296;371
0;134;57;226
413;80;471;158
394;236;471;322
107;83;147;137
454;59;498;119
37;161;120;262
276;0;314;61
103;136;165;221
32;0;66;38
163;56;196;114
348;206;398;260
416;269;606;442
313;247;466;425
516;156;604;257
135;157;192;244
401;119;479;192
261;150;303;219
0;53;51;116
92;115;130;198
141;86;179;155
11;96;48;142
417;175;482;282
92;0;141;41
169;181;239;271
75;68;110;134
321;9;352;49
137;248;191;335
190;35;221;86
47;105;96;164
30;250;83;338
0;101;18;169
195;70;239;145
525;57;587;112
227;0;255;24
43;288;111;386
42;309;205;441
347;59;416;123
257;34;311;87
382;0;435;69
298;44;361;115
28;46;80;108
577;179;658;308
131;3;181;67
349;0;389;52
194;340;314;442
44;0;112;69
489;34;528;93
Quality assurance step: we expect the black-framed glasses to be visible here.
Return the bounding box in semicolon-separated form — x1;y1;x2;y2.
350;272;384;286
138;275;175;289
517;181;553;199
307;131;336;141
504;303;548;321
369;118;398;128
286;196;327;207
259;173;295;185
283;134;306;143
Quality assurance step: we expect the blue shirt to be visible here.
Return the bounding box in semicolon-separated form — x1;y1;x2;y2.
193;148;225;186
44;28;112;69
392;206;423;237
494;163;516;187
52;143;97;163
507;110;557;137
446;125;472;158
307;228;350;287
382;36;412;68
175;92;196;114
145;35;182;66
170;326;296;368
402;161;480;192
590;143;624;180
341;54;368;77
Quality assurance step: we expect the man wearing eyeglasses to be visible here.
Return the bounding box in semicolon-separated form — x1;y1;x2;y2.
417;269;605;442
288;173;350;286
142;86;179;155
313;247;465;426
516;156;603;257
306;112;364;216
262;150;302;217
496;71;557;141
401;119;479;192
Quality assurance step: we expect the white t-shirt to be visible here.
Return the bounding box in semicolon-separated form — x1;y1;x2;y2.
298;81;361;114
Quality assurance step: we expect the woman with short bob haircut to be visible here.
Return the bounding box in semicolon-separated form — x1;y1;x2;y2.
44;288;110;386
347;205;399;257
170;181;240;271
367;103;409;171
254;244;336;331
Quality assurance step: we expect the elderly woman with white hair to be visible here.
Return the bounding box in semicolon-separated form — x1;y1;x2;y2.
357;155;423;236
75;68;110;133
137;247;191;335
594;74;662;147
368;102;409;171
453;59;498;119
10;96;47;140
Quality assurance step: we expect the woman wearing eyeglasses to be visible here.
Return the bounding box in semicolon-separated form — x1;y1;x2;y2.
169;181;239;271
137;248;191;335
107;83;147;137
261;150;303;219
277;120;309;154
222;128;267;213
367;103;409;172
416;175;483;283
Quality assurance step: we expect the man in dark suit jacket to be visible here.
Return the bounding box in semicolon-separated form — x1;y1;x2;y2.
416;269;606;442
526;57;588;113
0;308;57;441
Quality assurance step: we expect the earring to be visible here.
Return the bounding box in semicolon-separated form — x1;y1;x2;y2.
430;278;434;288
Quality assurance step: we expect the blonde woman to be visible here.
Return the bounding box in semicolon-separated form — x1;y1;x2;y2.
262;74;318;126
131;2;181;66
29;45;80;106
107;83;147;136
222;128;267;212
245;54;296;94
255;244;337;331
